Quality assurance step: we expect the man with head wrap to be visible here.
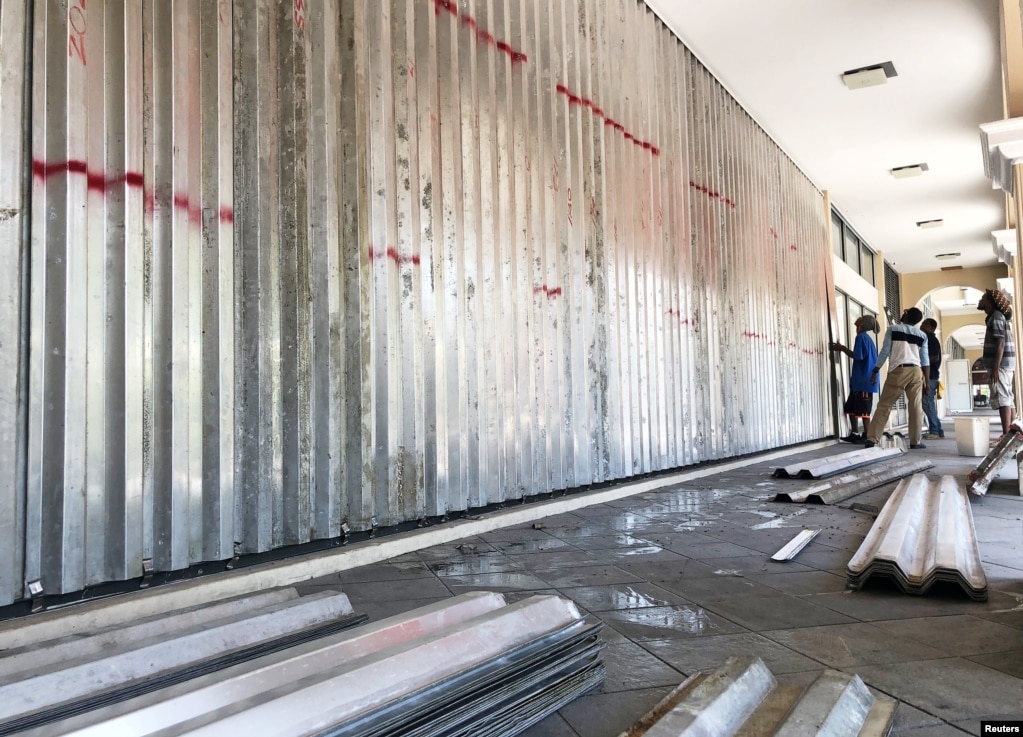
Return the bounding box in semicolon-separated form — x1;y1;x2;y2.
978;288;1016;436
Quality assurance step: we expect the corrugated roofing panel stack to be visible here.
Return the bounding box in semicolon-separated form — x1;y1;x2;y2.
16;592;603;737
847;474;987;600
0;589;366;735
772;446;904;479
619;656;896;736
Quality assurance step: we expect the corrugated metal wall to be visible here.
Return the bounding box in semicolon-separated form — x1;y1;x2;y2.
0;0;831;606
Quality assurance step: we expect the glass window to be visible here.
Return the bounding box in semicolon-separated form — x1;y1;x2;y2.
831;213;844;259
843;227;860;273
859;244;874;285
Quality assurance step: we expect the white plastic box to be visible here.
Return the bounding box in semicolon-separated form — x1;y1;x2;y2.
954;417;991;457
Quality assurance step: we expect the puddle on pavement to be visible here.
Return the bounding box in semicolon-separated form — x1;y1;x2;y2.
751;508;807;529
612;605;720;635
429;558;521;576
602;586;674;609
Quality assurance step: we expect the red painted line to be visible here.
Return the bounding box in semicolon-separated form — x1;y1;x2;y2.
432;0;527;63
557;82;659;156
369;244;421;267
34;158;233;225
688;179;737;210
533;284;562;298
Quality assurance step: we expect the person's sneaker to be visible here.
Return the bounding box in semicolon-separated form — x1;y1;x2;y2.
862;440;876;448
921;433;932;439
910;443;927;449
840;433;862;443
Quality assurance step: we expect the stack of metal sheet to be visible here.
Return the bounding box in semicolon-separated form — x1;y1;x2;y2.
772;446;905;479
0;589;366;735
16;592;603;737
847;474;988;600
772;457;932;504
620;656;896;736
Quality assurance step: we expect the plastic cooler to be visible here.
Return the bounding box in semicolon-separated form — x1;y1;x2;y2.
954;417;991;456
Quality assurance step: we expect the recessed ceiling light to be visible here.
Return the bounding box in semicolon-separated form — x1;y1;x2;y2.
940;265;963;271
890;163;929;178
935;252;960;260
842;61;898;90
917;219;944;229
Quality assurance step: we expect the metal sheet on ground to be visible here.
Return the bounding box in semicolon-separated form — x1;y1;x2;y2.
772;457;933;504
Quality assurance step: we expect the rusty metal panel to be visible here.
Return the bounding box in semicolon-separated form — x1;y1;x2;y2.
4;0;835;606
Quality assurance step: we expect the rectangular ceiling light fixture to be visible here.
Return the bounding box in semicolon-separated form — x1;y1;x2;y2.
842;61;898;90
935;252;960;260
890;163;929;178
916;219;944;229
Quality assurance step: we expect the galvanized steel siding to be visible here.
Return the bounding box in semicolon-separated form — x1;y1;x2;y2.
1;0;831;605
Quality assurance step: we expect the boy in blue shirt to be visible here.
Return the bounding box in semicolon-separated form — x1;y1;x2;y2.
829;314;879;443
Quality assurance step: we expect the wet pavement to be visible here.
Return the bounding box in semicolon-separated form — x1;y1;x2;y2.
297;419;1023;736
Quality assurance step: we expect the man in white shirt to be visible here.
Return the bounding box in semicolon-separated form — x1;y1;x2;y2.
862;307;930;450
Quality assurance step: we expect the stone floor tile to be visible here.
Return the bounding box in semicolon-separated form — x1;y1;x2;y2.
747;569;850;595
596;641;686;693
338;576;452;602
597;604;747;641
967;649;1023;679
693;592;856;631
516;712;581;737
438;571;555;594
556;581;692;612
557;685;677;737
335;559;435;584
639;632;823;675
761;621;946;668
850;658;1023;722
873;615;1023;657
531;564;645;589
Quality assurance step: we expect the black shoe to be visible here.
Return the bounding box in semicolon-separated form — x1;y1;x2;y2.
841;433;862;443
910;443;927;449
862;440;876;448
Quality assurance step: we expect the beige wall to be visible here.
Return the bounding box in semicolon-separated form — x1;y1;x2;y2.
939;312;986;343
902;265;1008;310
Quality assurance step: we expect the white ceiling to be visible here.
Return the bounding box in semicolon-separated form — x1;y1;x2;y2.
644;0;1007;275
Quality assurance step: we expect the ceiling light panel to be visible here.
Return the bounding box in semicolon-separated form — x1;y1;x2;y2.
916;219;944;229
890;163;928;178
842;61;897;90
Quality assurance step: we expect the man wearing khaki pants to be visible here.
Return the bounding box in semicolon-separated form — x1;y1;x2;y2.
863;307;930;450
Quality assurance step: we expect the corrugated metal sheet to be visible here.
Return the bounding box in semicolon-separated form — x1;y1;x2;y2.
0;0;30;619
772;447;904;479
0;0;832;606
772;457;933;504
847;474;987;600
26;592;602;737
619;656;896;737
966;424;1023;495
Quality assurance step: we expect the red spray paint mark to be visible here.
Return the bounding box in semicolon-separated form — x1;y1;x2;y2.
368;245;421;267
789;244;798;251
556;83;660;157
688;180;736;210
294;0;306;30
665;308;694;325
533;284;562;299
769;226;778;240
431;0;528;64
68;0;87;66
33;158;235;225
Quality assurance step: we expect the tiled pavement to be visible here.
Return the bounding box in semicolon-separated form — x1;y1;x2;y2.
297;424;1023;736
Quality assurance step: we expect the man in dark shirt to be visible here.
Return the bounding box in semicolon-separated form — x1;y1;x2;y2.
979;289;1016;436
920;318;944;439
